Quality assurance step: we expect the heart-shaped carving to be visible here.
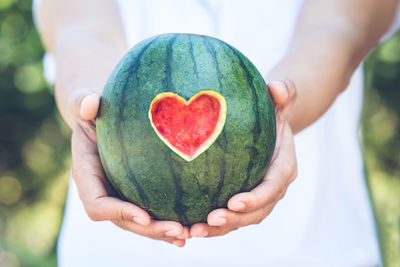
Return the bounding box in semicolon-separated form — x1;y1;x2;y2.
149;90;227;161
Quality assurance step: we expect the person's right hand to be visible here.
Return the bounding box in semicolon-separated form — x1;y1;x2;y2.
70;89;191;247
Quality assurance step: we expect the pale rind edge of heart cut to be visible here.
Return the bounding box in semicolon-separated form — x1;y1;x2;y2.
148;90;227;162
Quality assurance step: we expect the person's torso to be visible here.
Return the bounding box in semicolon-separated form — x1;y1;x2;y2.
58;1;381;266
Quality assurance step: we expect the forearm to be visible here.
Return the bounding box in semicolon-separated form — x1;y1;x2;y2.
38;0;127;129
267;29;356;133
55;33;126;128
267;0;398;133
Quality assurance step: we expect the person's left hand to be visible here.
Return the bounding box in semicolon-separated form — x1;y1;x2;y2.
190;80;298;238
70;90;191;247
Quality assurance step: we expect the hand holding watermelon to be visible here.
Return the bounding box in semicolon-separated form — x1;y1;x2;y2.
190;80;297;237
70;90;190;247
69;81;296;246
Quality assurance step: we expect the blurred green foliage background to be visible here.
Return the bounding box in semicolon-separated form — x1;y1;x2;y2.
0;0;398;266
0;1;70;266
363;33;400;266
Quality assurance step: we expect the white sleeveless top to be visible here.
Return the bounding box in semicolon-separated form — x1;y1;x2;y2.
48;0;400;266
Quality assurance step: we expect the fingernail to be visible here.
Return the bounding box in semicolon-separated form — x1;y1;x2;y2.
275;81;288;97
177;228;191;239
165;228;181;237
211;217;226;226
133;216;148;226
79;95;90;117
231;201;246;211
283;86;289;98
198;230;208;237
173;240;182;247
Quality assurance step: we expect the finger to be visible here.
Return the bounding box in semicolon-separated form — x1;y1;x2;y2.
268;80;297;116
163;227;190;246
207;208;235;227
160;238;187;247
86;196;151;225
190;223;209;237
203;226;237;238
190;222;235;238
208;202;276;228
279;79;297;117
176;226;192;239
227;177;287;213
69;88;92;118
282;79;296;102
80;93;101;120
170;239;186;247
109;227;187;247
69;88;100;121
192;202;278;237
72;126;151;225
73;164;151;225
268;81;288;105
71;124;105;187
113;219;186;240
137;220;185;239
71;124;110;196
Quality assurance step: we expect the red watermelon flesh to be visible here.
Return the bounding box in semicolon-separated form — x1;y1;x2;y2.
149;91;227;161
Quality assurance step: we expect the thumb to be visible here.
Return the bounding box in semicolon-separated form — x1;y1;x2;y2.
70;88;101;121
267;80;297;117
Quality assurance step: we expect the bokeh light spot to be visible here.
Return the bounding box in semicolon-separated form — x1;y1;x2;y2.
0;38;12;65
0;0;16;10
378;35;400;63
0;176;22;205
0;251;21;267
1;13;26;40
14;64;44;93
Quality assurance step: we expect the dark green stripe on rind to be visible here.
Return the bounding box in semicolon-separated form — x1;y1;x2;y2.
188;35;199;83
165;151;188;223
97;33;276;225
163;34;190;223
229;47;262;191
97;37;160;210
115;39;155;208
203;38;228;209
231;46;276;191
163;35;178;91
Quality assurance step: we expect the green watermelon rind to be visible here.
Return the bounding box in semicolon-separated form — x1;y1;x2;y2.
97;33;276;225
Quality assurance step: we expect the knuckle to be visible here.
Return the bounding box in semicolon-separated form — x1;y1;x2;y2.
113;219;124;228
143;226;159;238
283;79;297;96
162;239;174;245
271;184;285;203
278;188;288;200
86;208;101;221
246;195;258;209
272;182;284;196
280;163;297;184
214;229;231;237
113;205;126;221
254;217;264;225
113;220;130;231
282;164;294;177
249;217;263;226
85;201;102;221
231;227;239;232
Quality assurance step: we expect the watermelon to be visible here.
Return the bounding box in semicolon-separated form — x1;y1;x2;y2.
97;33;276;225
